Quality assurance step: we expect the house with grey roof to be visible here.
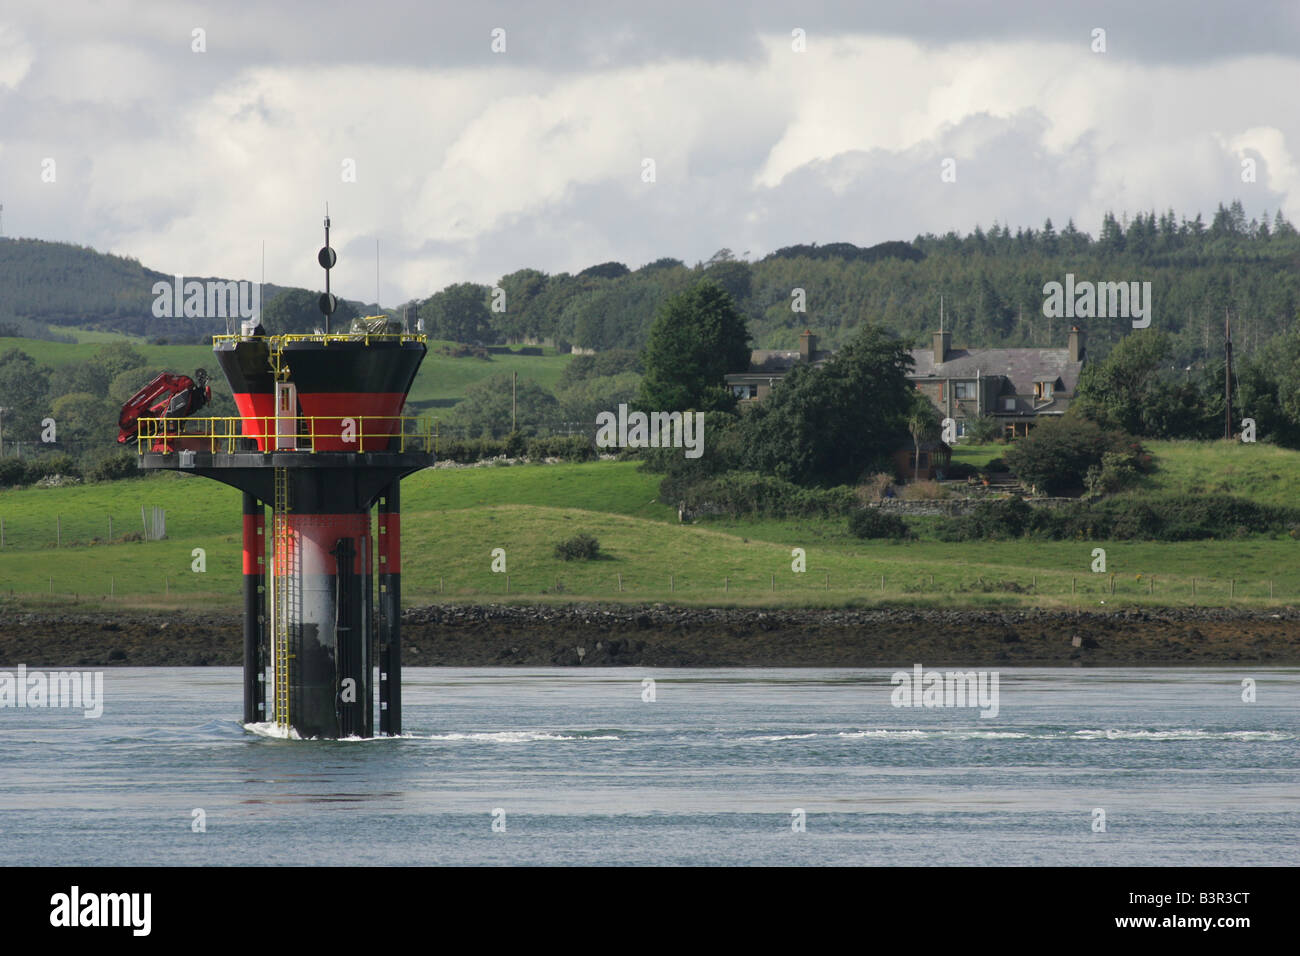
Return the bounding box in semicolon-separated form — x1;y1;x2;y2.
725;326;1086;440
724;330;832;402
911;327;1085;438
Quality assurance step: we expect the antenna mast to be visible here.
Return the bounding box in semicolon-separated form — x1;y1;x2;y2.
1224;311;1234;440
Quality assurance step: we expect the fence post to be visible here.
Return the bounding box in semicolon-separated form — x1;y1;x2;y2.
108;515;112;540
670;575;674;593
1269;580;1274;599
440;576;444;594
770;573;774;591
881;574;885;591
617;573;622;593
1230;579;1235;599
1071;577;1076;595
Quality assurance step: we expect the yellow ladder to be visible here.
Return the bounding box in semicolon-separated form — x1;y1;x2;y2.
272;466;294;730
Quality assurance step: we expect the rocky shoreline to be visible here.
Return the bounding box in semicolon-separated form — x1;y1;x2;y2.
2;603;1299;667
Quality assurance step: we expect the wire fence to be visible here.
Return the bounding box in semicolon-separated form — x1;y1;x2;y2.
0;507;169;550
5;569;1276;605
398;570;1289;605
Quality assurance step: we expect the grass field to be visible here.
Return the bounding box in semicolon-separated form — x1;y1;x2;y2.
46;326;146;344
1;441;1297;611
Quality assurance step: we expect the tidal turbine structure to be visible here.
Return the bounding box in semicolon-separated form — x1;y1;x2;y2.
130;217;432;737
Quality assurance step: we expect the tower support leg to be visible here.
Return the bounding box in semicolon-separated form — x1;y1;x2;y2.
378;482;402;735
241;492;265;725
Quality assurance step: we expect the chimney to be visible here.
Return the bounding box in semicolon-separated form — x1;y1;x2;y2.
932;329;951;364
799;329;817;363
1069;326;1084;363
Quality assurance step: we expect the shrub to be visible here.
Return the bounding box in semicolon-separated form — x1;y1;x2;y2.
436;437;509;463
939;462;978;480
966;415;1003;444
901;479;946;500
855;472;895;502
935;493;1299;542
848;507;911;539
983;458;1008;473
671;471;857;519
32;453;81;480
89;452;140;482
554;533;601;560
937;497;1035;541
1003;418;1139;495
0;458;36;487
1084;450;1144;497
525;435;596;461
503;430;528;458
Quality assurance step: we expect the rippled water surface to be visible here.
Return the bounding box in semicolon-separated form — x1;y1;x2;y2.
3;667;1297;865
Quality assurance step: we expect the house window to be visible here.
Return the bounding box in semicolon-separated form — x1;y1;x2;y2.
955;420;968;437
1003;398;1016;411
954;381;977;401
732;384;757;399
1034;381;1054;401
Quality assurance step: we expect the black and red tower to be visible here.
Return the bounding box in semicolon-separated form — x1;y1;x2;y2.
135;218;431;738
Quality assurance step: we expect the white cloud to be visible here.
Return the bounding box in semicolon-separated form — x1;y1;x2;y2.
0;23;35;89
4;15;1300;303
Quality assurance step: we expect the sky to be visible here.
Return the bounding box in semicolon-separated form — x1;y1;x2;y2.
2;1;1299;305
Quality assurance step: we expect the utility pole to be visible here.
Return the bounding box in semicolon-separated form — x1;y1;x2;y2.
1224;311;1234;440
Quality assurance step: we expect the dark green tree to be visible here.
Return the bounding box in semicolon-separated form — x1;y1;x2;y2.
741;325;914;486
1003;416;1138;495
0;348;52;445
446;373;559;437
262;288;359;334
89;342;147;382
906;389;942;480
1073;331;1172;434
420;283;493;344
636;280;751;413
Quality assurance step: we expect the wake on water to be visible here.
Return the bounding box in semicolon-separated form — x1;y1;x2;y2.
238;722;1290;744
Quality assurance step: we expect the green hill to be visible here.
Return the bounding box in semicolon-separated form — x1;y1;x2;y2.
6;200;1300;366
2;445;1297;611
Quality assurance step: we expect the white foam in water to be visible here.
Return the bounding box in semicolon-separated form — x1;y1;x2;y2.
242;723;618;743
422;731;620;742
1072;729;1294;741
738;728;1293;742
243;721;302;740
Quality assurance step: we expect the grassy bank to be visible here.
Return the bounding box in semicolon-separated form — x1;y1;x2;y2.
1;441;1298;611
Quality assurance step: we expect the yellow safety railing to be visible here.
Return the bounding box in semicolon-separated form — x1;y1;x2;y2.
135;416;437;455
211;332;427;347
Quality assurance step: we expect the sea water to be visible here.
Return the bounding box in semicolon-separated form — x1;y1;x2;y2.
2;667;1296;865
